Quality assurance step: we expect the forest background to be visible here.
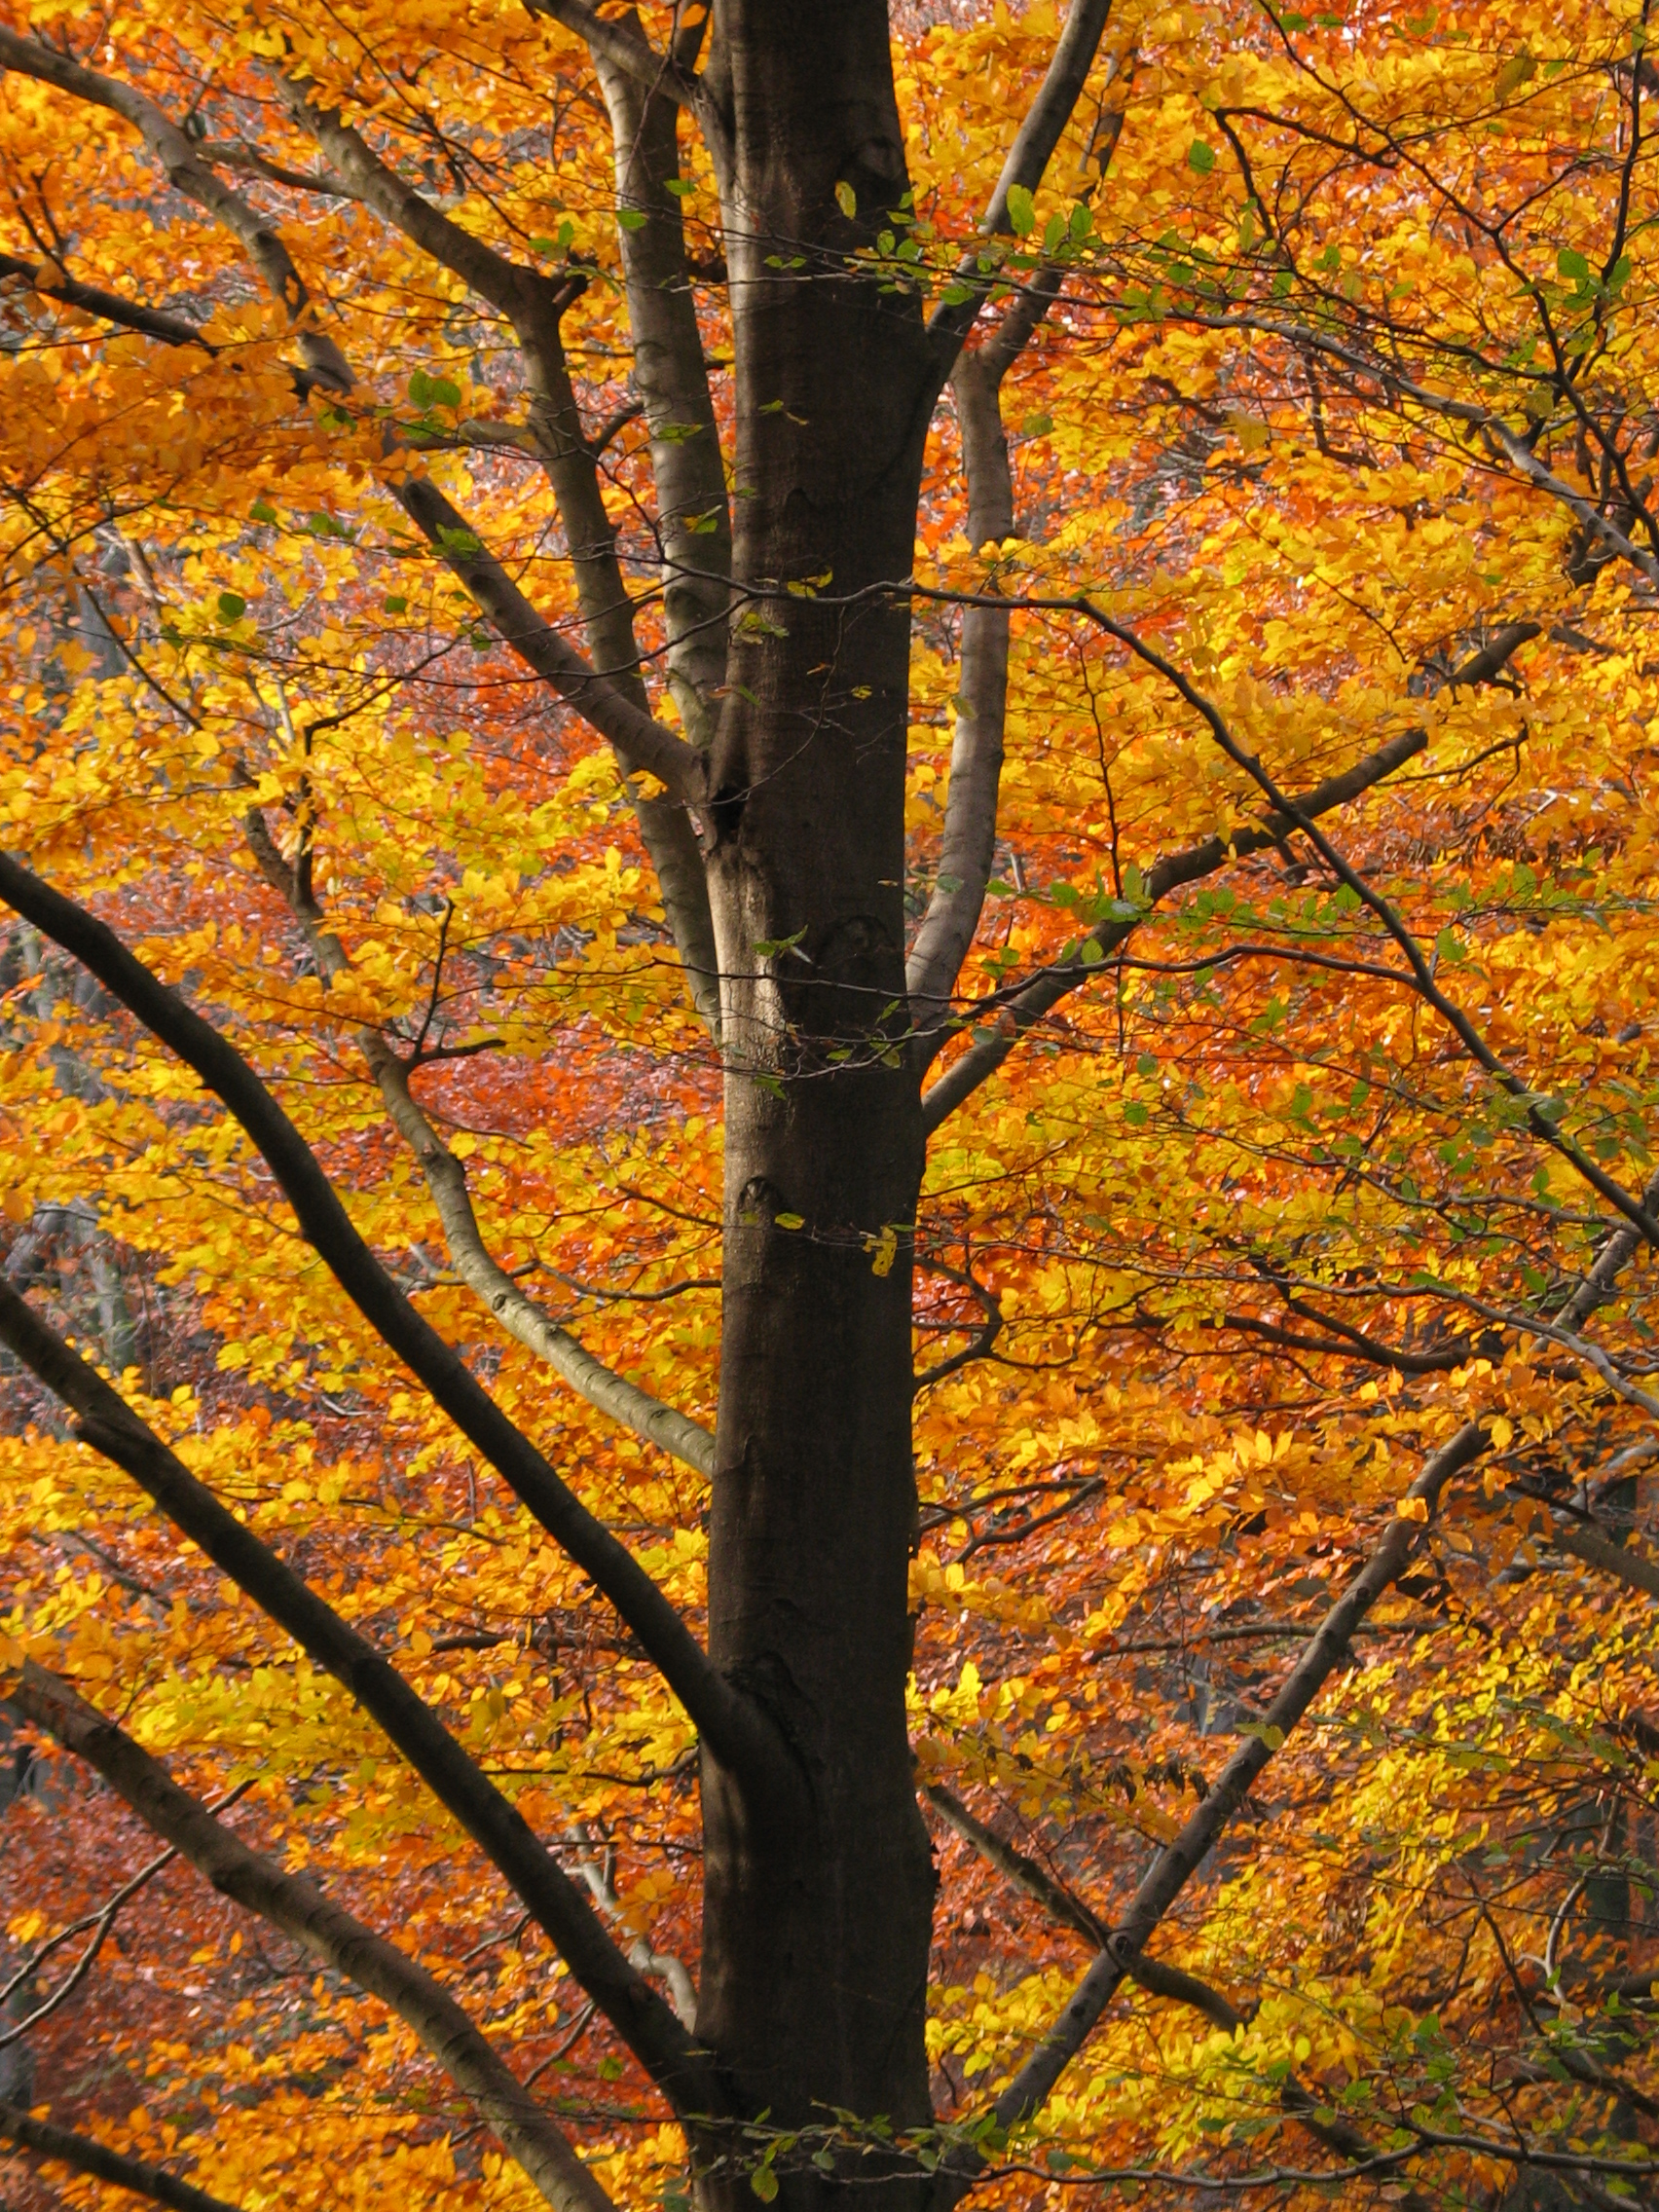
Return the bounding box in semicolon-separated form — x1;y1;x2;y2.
2;0;1659;2207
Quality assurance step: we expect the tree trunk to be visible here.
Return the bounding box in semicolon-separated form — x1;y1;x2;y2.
696;0;940;2179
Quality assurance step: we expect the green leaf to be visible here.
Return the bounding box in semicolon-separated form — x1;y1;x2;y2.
835;179;857;218
249;498;277;524
618;206;648;231
751;2170;779;2203
663;178;694;198
1557;246;1591;281
1493;49;1537;97
1005;183;1035;237
1188;139;1216;174
755;927;808;958
774;1213;804;1231
1124;1101;1150;1128
383;593;408;614
1021;410;1053;436
216;591;246;621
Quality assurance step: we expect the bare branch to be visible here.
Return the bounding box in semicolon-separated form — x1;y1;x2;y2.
0;1283;727;2119
574;1829;699;2029
12;1664;616;2212
1548;1518;1659;1600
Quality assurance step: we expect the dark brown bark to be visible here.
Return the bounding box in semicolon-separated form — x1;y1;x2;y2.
692;1;939;2170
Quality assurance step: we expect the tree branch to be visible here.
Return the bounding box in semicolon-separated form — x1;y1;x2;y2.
0;29;350;390
931;1419;1488;2190
0;852;774;1794
924;1782;1381;2165
392;475;707;810
10;1664;615;2212
270;85;719;1017
243;816;717;1476
0;2103;238;2212
0;249;209;349
920;621;1539;1129
592;53;731;753
0;1284;727;2120
521;0;730;176
925;0;1116;372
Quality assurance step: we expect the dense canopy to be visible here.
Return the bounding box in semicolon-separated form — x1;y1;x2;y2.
4;0;1659;2207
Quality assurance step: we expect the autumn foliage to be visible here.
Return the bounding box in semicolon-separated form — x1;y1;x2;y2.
4;0;1659;2206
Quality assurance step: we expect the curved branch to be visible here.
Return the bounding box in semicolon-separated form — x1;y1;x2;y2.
0;1284;726;2120
0;1840;174;2051
244;818;716;1476
0;852;773;1795
12;1665;615;2212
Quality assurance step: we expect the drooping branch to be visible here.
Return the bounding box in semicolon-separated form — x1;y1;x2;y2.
920;721;1428;1126
930;1419;1489;2191
0;2102;238;2212
243;819;716;1476
0;852;775;1792
10;1663;616;2212
1063;597;1659;1247
0;1283;727;2120
920;621;1539;1125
